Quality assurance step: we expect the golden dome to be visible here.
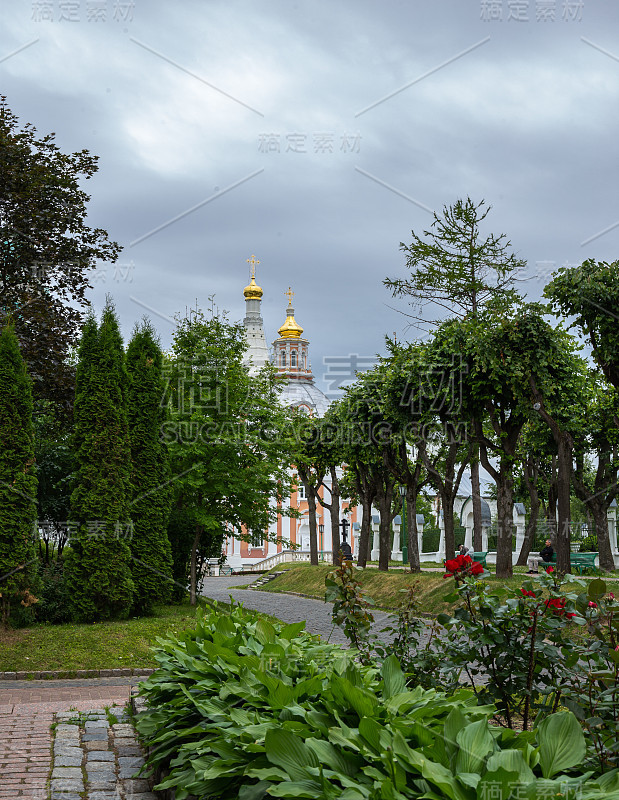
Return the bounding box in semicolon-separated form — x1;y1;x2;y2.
244;254;263;299
278;287;303;339
243;275;263;299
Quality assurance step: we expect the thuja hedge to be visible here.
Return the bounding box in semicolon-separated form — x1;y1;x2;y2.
135;602;619;800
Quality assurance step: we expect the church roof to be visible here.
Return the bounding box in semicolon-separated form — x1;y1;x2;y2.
278;379;330;417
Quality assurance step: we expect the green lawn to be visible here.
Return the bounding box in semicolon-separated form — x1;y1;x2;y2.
252;562;530;615
0;598;215;674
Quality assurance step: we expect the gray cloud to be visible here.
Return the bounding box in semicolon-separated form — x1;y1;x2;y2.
1;0;618;379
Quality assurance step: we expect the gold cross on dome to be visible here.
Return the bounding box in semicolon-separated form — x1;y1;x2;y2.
285;287;294;306
246;254;260;279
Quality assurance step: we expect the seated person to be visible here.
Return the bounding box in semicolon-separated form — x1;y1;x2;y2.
527;539;554;573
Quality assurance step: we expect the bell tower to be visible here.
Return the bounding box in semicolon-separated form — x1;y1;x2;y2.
242;255;269;375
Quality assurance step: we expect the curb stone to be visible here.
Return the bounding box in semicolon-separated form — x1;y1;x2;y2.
0;667;154;680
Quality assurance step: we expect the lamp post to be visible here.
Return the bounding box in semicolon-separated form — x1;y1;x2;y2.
339;518;353;561
399;485;408;567
319;523;324;558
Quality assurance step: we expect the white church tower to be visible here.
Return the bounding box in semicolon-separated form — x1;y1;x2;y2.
242;255;269;375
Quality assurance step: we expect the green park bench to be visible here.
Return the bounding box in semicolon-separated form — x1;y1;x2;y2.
443;551;488;568
545;552;598;575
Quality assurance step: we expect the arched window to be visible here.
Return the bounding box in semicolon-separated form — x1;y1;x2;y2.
291;351;297;366
280;351;286;367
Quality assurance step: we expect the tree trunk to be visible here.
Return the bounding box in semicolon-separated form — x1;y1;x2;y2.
306;483;319;566
573;452;617;572
517;485;540;567
555;433;572;574
328;466;341;564
407;488;421;572
495;463;514;578
529;379;572;572
516;460;540;566
377;487;393;571
471;451;483;551
546;466;558;542
357;497;372;568
439;489;457;562
190;524;201;606
592;503;615;572
422;441;466;562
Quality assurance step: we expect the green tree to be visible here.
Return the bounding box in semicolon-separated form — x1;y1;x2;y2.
385;197;525;550
0;98;120;411
571;374;619;571
340;369;402;571
545;259;619;395
292;409;350;565
33;399;74;563
64;302;134;621
446;306;586;576
126;320;174;614
0;322;38;627
164;305;295;604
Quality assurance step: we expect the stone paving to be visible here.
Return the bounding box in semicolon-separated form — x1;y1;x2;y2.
50;708;155;800
201;574;394;643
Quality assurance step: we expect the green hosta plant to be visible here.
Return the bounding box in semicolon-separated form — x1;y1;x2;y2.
135;600;619;799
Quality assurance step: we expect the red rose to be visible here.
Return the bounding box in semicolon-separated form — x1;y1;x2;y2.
444;558;460;574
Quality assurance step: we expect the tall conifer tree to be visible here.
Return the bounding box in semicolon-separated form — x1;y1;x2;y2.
126;320;173;614
0;323;38;626
65;301;134;620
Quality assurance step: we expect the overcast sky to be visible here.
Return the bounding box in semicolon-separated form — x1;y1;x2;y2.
2;0;619;413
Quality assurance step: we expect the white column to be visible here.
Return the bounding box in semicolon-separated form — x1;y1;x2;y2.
609;506;618;556
370;514;380;561
482;525;489;552
513;504;526;564
437;513;446;561
417;516;424;556
391;516;402;561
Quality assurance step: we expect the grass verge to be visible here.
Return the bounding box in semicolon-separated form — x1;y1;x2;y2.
0;597;216;674
253;562;580;615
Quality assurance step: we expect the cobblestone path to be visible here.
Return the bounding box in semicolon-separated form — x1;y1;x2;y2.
201;574;394;644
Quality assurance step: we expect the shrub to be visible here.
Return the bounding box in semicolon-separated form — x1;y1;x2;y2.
35;562;72;624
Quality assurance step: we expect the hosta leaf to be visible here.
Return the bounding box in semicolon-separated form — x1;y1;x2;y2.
391;732;469;800
255;619;276;645
381;655;406;699
267;779;323;797
455;720;495;774
279;621;306;639
238;781;270;800
476;767;519;800
215;614;237;638
305;737;361;777
265;728;318;782
536;711;586;778
331;675;378;719
444;707;467;765
359;717;384;753
486;749;535;784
